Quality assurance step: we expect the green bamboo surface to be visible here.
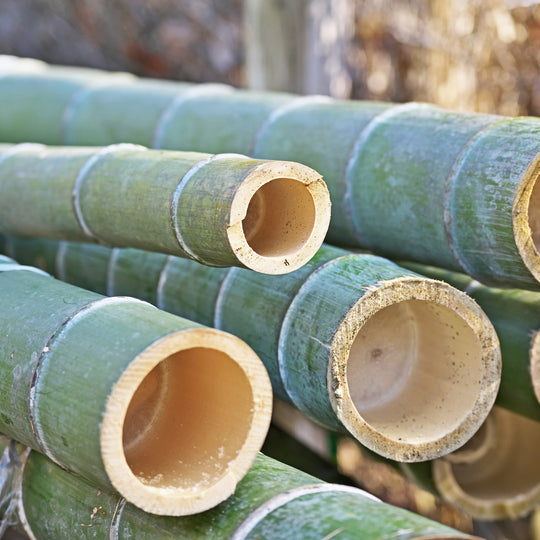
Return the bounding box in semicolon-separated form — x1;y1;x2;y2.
1;56;540;287
2;235;502;463
402;262;540;422
0;257;272;515
0;143;329;274
0;438;478;540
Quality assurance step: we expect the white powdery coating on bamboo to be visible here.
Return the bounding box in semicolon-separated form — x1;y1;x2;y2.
106;248;121;297
252;94;333;155
71;144;148;240
15;448;38;540
342;102;428;246
0;143;47;169
152;84;234;148
231;483;380;540
0;264;50;278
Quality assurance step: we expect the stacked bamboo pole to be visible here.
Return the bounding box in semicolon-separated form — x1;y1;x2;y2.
401;262;540;422
2;236;502;463
2;57;540;288
0;143;330;275
0;438;481;539
0;256;273;516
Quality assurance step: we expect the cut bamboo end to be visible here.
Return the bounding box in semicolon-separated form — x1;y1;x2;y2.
100;327;272;516
329;277;501;462
227;160;330;274
433;407;540;520
530;330;540;404
513;153;540;284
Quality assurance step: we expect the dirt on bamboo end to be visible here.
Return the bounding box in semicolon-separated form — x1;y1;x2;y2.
513;154;540;285
227;161;330;274
328;277;501;462
433;407;540;520
100;328;272;516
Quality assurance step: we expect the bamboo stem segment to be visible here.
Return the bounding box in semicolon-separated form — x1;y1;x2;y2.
4;236;502;462
0;258;272;515
0;144;330;274
0;438;480;539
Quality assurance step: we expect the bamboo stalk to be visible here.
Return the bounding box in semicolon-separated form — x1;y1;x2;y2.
4;57;540;287
0;143;330;274
0;438;480;540
3;236;502;462
0;258;272;516
402;262;540;422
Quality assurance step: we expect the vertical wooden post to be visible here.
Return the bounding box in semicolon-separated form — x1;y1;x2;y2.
244;0;354;97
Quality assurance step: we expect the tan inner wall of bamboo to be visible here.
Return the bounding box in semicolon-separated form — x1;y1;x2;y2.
122;347;254;489
450;408;540;499
347;300;484;444
528;172;540;253
242;177;316;257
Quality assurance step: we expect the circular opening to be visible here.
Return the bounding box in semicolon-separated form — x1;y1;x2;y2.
346;299;484;445
241;177;316;258
527;173;540;255
122;347;254;490
448;408;540;501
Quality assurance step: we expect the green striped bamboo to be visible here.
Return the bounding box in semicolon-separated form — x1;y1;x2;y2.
401;262;540;422
0;143;330;274
3;235;502;462
0;438;479;540
2;57;540;288
0;257;272;516
404;407;540;521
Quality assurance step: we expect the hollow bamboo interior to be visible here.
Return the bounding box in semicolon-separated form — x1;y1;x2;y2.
433;407;540;520
329;277;501;462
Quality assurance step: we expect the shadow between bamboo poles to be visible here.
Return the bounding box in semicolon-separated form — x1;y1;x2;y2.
0;439;481;540
0;259;273;516
0;144;330;274
401;262;540;422
3;237;502;462
5;57;540;289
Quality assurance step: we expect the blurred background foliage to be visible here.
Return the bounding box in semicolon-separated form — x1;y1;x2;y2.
2;0;540;115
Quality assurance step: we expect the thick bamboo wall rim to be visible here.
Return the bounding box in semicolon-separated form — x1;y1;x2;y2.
513;152;540;286
433;407;540;520
325;276;501;462
224;159;329;273
101;327;273;516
